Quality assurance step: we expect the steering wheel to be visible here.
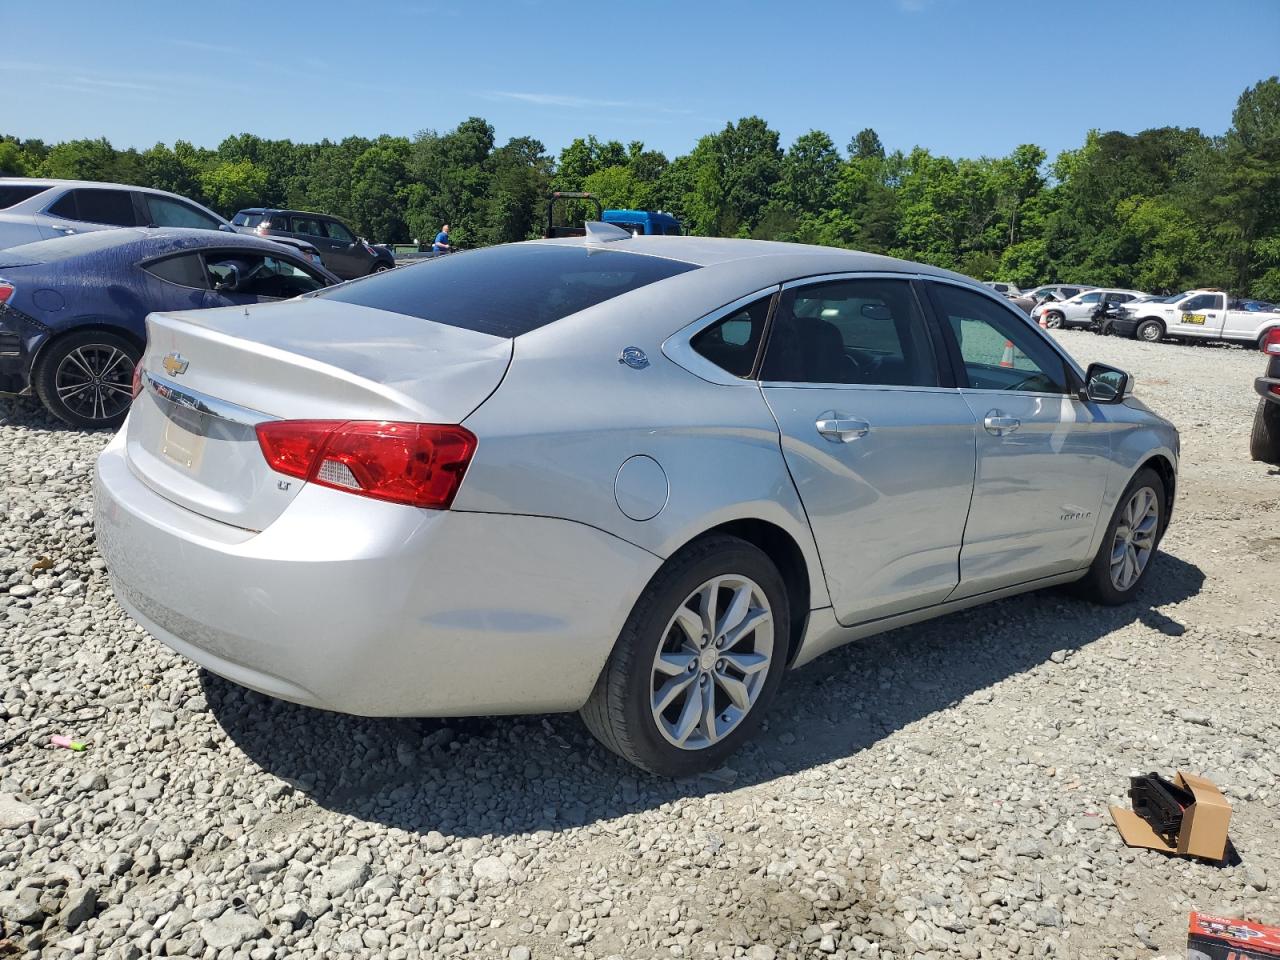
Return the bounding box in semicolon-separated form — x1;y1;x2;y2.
1006;373;1048;392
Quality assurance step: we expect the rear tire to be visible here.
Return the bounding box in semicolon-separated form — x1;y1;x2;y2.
1073;467;1166;605
370;262;392;274
32;330;140;429
580;534;789;776
1250;398;1280;465
1136;319;1164;343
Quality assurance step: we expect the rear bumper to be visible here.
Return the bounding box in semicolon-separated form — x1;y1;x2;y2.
1256;375;1280;405
94;431;661;716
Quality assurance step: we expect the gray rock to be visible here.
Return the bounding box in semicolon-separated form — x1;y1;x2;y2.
60;885;97;930
1245;865;1269;891
0;890;43;926
472;856;509;885
319;856;370;899
747;948;777;960
202;911;266;950
509;948;532;960
148;709;175;731
0;794;37;829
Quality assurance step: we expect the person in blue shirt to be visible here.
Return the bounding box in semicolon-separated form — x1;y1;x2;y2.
432;224;451;255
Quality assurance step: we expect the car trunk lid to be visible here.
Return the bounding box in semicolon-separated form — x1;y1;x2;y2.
126;299;512;530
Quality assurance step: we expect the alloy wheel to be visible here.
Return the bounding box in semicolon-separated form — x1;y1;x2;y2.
649;575;774;750
54;344;135;424
1110;486;1159;591
1044;313;1063;329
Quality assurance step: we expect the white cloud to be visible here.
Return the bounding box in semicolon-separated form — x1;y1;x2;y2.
483;91;690;116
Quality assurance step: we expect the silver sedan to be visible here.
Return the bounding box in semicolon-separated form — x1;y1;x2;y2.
94;227;1179;775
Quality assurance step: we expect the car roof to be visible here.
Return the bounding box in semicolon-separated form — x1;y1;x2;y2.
532;234;974;281
0;227;326;267
0;177;206;199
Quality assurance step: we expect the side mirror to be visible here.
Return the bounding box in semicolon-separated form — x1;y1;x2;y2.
1082;362;1129;404
212;263;242;293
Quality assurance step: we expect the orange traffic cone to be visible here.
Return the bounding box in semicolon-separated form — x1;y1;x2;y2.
1000;340;1015;367
1038;314;1049;328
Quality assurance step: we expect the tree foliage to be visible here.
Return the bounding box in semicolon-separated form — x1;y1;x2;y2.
2;76;1278;294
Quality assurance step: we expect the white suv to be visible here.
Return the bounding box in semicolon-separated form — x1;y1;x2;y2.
0;178;236;250
1033;288;1147;329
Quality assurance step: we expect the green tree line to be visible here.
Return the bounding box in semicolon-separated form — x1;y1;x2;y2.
4;77;1278;298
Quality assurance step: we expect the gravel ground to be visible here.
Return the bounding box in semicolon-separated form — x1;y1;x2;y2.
1;330;1277;960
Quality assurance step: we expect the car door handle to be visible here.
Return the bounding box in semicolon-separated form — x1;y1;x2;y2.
983;413;1021;436
815;414;871;443
50;223;75;234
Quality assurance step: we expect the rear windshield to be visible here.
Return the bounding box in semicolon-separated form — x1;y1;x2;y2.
318;242;699;337
0;184;50;209
232;212;265;227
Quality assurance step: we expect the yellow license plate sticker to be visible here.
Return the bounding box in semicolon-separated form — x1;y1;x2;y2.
160;406;207;471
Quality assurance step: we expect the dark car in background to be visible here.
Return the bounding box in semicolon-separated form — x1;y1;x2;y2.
0;178;324;268
1252;327;1280;465
0;229;338;428
232;208;394;279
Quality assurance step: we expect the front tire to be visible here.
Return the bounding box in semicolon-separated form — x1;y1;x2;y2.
580;534;789;776
32;330;140;429
1043;311;1064;329
1250;398;1280;465
1073;467;1166;605
1136;319;1164;343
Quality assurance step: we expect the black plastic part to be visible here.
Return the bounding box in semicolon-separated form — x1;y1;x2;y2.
1129;772;1194;845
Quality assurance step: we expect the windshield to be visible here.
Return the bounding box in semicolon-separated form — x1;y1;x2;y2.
318;242;699;337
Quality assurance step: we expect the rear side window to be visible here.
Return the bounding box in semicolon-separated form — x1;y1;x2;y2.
691;296;772;378
0;185;50;209
761;278;940;387
145;253;208;289
319;244;699;337
292;218;325;237
51;188;137;226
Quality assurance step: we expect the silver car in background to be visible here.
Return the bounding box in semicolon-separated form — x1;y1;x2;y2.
95;228;1179;775
1033;288;1148;329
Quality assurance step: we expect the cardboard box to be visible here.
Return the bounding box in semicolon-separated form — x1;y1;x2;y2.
1110;770;1231;861
1187;912;1280;959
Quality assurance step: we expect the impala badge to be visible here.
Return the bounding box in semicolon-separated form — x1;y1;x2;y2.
162;352;189;377
618;346;649;370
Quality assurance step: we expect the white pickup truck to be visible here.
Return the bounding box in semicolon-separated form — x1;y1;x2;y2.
1114;289;1280;345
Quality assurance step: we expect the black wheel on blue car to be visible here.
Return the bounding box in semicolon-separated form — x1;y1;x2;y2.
1073;466;1166;606
33;329;140;429
581;534;789;776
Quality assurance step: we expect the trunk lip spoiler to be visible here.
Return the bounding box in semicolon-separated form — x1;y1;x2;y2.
143;370;277;427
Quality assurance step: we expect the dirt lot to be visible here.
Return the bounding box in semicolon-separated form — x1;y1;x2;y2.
1;330;1277;960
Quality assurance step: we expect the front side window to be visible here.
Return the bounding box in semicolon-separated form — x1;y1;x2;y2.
49;188;136;226
1182;293;1224;311
761;278;940;387
324;220;356;243
690;296;772;378
929;283;1069;394
144;253;208;289
208;254;329;299
146;195;222;230
318;244;698;337
291;218;325;238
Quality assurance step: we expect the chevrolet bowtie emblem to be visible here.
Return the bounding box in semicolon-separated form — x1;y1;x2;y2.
162;352;189;377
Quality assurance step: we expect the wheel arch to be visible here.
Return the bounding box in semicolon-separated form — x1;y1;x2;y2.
1137;453;1176;535
29;320;144;378
674;518;813;666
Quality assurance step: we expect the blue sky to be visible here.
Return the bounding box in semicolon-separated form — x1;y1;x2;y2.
6;0;1279;162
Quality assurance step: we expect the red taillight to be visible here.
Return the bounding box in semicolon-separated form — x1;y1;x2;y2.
256;420;477;509
131;363;144;399
0;280;14;304
1262;327;1280;356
